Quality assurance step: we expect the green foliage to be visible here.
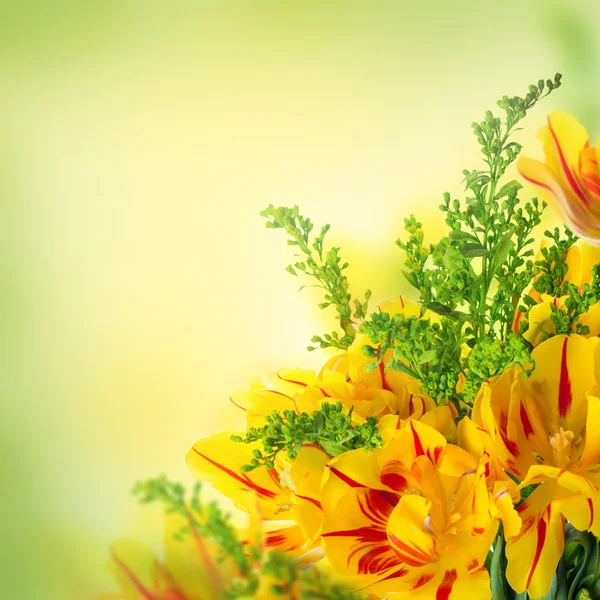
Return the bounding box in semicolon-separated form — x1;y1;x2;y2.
518;229;600;340
462;333;534;404
564;524;600;600
361;312;467;413
132;476;253;576
261;552;362;600
231;402;383;471
261;204;371;350
132;476;361;599
361;75;562;411
531;227;579;297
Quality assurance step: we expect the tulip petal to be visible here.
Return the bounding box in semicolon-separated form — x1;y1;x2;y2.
505;482;564;598
186;432;289;518
579;393;600;470
321;487;401;578
108;540;185;600
387;495;437;567
163;513;227;600
321;448;391;514
529;335;599;434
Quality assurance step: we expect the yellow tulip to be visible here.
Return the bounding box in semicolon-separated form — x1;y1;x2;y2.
229;299;456;441
518;111;600;243
318;296;457;441
230;368;318;427
464;335;600;598
186;433;328;558
319;420;497;599
104;511;238;600
513;239;600;346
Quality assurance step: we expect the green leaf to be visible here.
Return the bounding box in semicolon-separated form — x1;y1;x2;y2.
565;525;599;600
418;350;438;364
463;171;490;188
387;359;418;378
423;302;453;316
449;230;479;242
423;302;479;323
490;531;510;600
496;180;523;199
443;245;466;273
402;269;420;289
489;229;515;280
460;242;489;258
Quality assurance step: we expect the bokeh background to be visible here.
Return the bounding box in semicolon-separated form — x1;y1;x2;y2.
2;1;599;598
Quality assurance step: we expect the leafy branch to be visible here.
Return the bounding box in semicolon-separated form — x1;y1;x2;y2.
261;205;371;350
131;476;362;599
518;228;600;339
231;402;382;471
364;75;562;412
462;333;535;404
361;312;468;414
132;476;254;576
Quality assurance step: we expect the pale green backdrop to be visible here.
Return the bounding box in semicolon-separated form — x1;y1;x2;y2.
2;1;599;598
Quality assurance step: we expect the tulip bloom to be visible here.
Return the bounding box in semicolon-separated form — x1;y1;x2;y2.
102;501;312;600
102;511;237;600
319;420;497;599
186;433;328;558
518;111;600;243
463;335;600;598
317;297;457;441
230;299;456;441
513;240;600;345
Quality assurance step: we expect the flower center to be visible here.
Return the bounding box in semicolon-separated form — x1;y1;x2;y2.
549;427;578;468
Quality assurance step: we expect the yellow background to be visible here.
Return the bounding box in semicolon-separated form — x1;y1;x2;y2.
2;1;600;598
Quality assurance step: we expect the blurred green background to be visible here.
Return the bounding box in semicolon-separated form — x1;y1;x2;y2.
2;1;599;598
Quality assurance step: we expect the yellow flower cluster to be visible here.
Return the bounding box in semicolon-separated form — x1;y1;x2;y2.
103;110;600;600
186;276;600;598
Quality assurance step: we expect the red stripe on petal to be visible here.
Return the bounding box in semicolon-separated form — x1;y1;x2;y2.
499;413;520;457
295;494;322;511
548;118;590;207
379;361;392;391
412;573;435;590
526;518;548;589
520;402;534;438
357;546;399;575
380;461;408;492
388;532;434;567
327;465;363;488
437;569;458;600
191;448;279;499
520;173;555;196
582;173;600;198
467;559;479;571
277;373;308;387
588;497;595;530
322;526;387;542
410;421;425;456
229;396;247;411
558;337;573;419
111;551;158;600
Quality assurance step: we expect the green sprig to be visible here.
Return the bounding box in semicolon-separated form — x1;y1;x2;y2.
261;204;371;350
132;476;252;575
462;333;535;404
231;402;382;471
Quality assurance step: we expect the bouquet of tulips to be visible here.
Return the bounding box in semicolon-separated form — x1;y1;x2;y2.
102;74;600;600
